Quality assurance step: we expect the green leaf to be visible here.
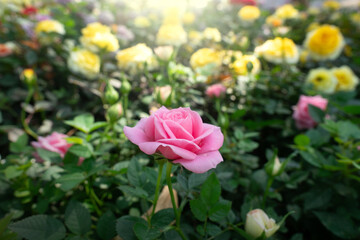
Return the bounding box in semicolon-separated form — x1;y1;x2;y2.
56;173;85;191
342;105;360;114
188;172;209;189
200;173;221;207
68;144;92;158
10;134;28;153
65;201;91;235
0;213;17;240
294;134;310;146
304;189;332;211
97;211;116;240
118;186;149;198
314;211;359;239
133;222;161;240
206;223;222;236
9;215;66;240
64;114;94;133
4;166;22;180
208;200;232;222
151;208;175;229
308;104;325;123
116;216;147;240
36;148;62;164
127;158;142;186
190;199;207;222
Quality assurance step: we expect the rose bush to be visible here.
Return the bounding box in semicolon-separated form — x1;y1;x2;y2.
124;106;224;173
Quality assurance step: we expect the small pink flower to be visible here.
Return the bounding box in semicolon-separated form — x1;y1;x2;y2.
31;132;84;165
206;84;226;98
124;106;224;173
292;95;328;130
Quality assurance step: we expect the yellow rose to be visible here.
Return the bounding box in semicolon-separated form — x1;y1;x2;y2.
183;12;195;25
221;50;243;65
238;6;261;22
307;22;320;32
68;49;100;79
80;22;119;52
266;15;283;27
331;66;359;91
35;20;65;35
156;24;187;46
351;13;360;27
162;7;182;25
304;24;345;61
202;28;221;42
231;55;261;76
306;68;337;94
116;43;155;73
274;4;299;19
190;48;222;69
188;30;202;46
255;37;299;64
134;16;151;28
299;49;309;64
323;0;340;10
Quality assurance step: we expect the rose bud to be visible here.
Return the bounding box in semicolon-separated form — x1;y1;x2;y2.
104;83;119;105
21;68;37;87
106;102;123;123
155;85;172;105
245;209;280;239
206;84;226;98
121;79;131;94
154;46;174;61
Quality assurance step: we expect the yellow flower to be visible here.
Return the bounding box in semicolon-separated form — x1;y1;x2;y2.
331;66;359;91
266;15;283;27
308;7;320;15
35;20;65;35
323;0;340;10
21;68;36;86
162;7;182;25
22;69;35;79
116;43;155;73
238;6;261;22
202;28;221;42
306;68;337;94
274;4;299;19
351;13;360;27
134;16;151;28
188;30;202;46
190;48;222;70
183;12;195;25
304;24;345;61
255;37;299;64
68;49;100;79
299;49;309;64
221;50;243;65
80;22;119;52
156;24;187;46
231;55;261;76
307;22;320;32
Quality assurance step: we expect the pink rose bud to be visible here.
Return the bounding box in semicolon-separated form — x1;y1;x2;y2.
123;106;224;173
31;132;83;165
206;84;226;98
155;85;172;104
292;95;328;130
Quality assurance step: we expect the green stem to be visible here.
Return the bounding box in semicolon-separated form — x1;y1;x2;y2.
85;181;102;216
262;176;274;208
21;88;38;139
150;161;165;226
166;162;187;240
203;217;208;239
122;94;129;123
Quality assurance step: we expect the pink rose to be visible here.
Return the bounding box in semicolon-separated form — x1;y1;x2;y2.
206;84;227;98
31;132;84;165
292;95;328;130
123;107;224;173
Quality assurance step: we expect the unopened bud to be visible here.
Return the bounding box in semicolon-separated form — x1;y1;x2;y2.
104;83;119;105
106;102;123;123
21;68;37;87
245;209;280;239
121;79;131;94
155;85;172;105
